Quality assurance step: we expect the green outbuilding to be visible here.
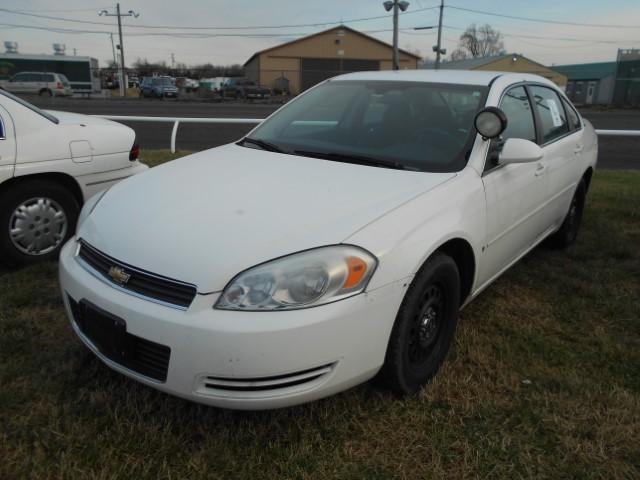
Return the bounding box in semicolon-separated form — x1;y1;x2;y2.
552;62;616;105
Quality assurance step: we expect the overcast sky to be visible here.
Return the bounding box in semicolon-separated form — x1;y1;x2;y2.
2;0;639;68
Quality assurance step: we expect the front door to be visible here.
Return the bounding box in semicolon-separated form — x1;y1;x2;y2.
478;85;549;286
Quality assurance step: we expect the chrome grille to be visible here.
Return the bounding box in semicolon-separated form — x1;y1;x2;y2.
77;240;197;309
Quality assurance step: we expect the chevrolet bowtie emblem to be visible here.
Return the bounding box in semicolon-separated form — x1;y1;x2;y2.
108;265;131;285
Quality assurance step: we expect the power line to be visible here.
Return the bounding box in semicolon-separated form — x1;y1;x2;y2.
11;7;110;13
442;24;638;45
0;6;440;31
0;22;401;39
446;5;640;29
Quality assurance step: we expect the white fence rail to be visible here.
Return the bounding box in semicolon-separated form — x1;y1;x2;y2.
97;115;263;153
95;115;640;154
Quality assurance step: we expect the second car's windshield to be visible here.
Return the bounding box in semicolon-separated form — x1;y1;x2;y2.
244;80;487;172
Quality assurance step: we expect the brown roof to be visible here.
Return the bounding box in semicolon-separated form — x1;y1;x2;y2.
243;25;422;66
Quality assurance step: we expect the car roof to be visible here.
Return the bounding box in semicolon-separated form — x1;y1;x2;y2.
331;69;557;87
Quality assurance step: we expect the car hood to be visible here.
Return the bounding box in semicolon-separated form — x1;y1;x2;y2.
79;144;455;292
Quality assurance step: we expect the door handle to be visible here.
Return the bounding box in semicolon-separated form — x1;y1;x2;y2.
534;162;546;177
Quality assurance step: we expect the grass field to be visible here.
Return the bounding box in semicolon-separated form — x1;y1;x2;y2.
1;153;639;479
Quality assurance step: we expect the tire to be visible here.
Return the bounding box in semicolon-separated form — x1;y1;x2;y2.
377;252;460;395
39;89;52;97
547;179;586;248
0;179;80;267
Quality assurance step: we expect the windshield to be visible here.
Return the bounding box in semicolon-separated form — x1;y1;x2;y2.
244;80;487;172
0;89;58;124
58;74;70;86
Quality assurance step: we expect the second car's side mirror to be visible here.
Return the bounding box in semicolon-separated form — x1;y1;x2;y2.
499;138;543;165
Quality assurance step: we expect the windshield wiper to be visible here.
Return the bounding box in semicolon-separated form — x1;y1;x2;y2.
293;150;416;171
239;137;286;153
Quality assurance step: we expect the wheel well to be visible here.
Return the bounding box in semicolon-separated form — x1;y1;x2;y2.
39;88;51;94
436;238;476;305
582;167;594;193
0;173;84;207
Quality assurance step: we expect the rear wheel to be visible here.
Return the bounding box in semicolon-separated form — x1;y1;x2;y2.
377;252;460;395
39;89;52;97
547;179;586;248
0;180;79;267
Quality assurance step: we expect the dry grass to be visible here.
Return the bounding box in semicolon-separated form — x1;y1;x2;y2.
1;154;638;479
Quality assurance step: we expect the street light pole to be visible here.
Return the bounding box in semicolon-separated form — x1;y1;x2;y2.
392;3;399;70
434;0;445;70
99;4;139;97
383;1;409;71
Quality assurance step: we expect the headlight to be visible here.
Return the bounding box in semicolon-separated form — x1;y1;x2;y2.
76;188;109;232
215;245;377;311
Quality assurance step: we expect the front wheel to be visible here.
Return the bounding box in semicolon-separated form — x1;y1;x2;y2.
0;180;79;267
377;252;460;395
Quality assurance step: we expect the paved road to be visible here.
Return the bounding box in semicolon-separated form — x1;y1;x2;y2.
29;97;640;169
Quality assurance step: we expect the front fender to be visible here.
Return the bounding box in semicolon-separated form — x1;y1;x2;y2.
346;167;486;293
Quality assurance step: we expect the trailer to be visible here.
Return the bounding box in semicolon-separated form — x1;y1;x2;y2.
0;53;100;93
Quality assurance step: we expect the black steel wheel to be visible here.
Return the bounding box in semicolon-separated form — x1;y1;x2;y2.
377;252;460;395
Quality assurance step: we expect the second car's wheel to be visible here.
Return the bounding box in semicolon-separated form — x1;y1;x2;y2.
0;179;80;267
547;178;586;248
377;252;460;395
39;89;52;97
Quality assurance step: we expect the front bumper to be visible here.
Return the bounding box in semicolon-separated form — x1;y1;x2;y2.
59;239;405;409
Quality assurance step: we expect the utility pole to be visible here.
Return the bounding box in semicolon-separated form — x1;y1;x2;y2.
109;33;117;68
434;0;445;70
383;1;409;70
99;5;139;97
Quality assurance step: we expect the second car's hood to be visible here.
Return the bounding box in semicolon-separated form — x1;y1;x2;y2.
79;144;455;292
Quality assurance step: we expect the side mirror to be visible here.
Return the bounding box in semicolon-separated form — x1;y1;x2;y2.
499;138;543;165
474;107;507;139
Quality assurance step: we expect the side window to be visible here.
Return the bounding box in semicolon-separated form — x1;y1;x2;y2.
13;73;26;82
499;86;536;142
561;97;581;131
45;74;55;82
529;86;569;143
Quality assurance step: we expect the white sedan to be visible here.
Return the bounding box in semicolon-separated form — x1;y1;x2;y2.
0;90;147;265
59;71;597;409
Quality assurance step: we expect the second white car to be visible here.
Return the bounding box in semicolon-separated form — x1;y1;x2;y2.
0;90;147;265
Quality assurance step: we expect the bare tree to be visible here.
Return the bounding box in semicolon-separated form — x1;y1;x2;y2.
457;24;505;58
449;48;470;62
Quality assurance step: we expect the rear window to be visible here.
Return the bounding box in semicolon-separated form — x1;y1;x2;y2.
561;97;581;131
0;89;59;124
